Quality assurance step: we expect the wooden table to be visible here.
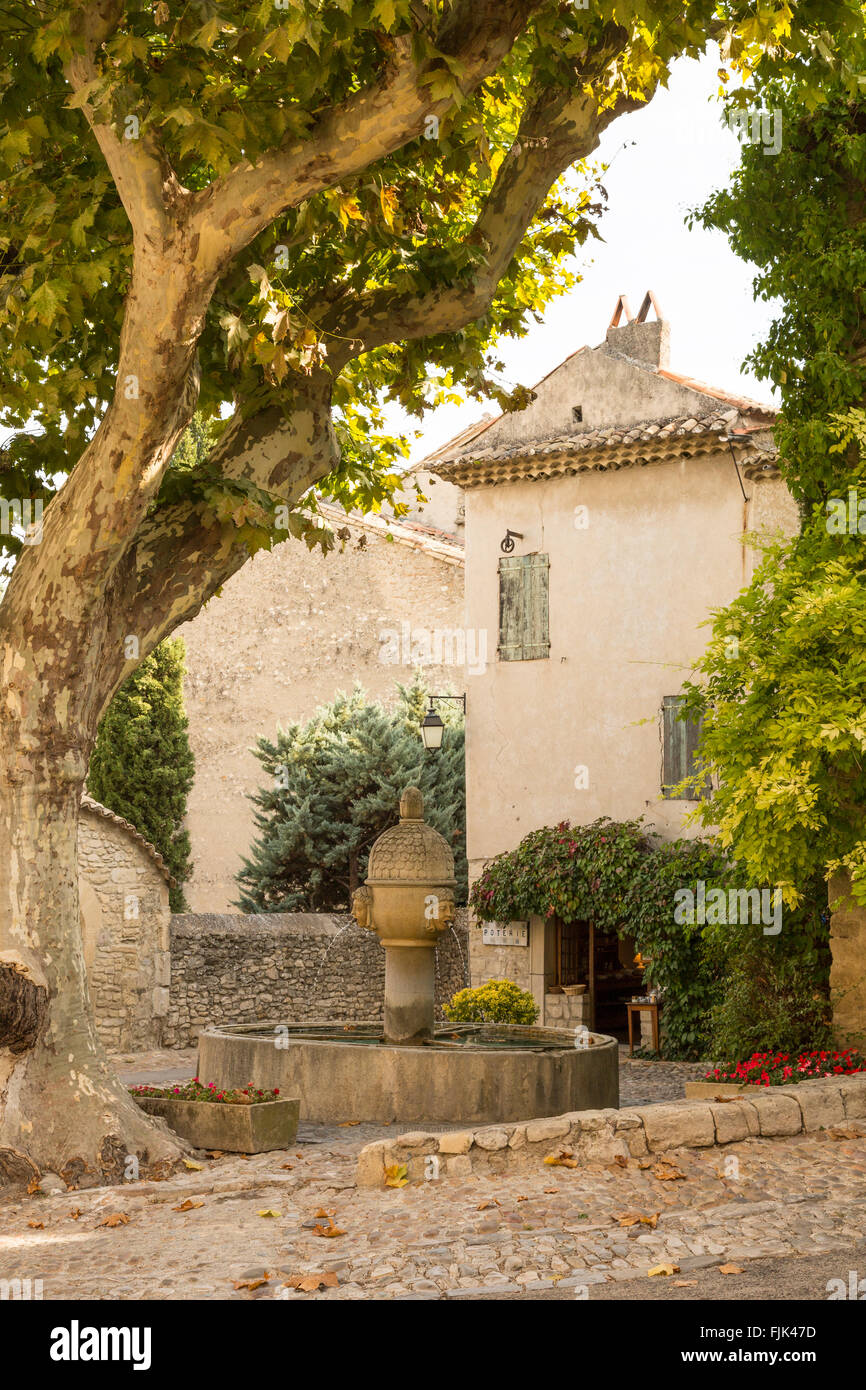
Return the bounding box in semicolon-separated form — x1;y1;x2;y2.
627;1000;660;1056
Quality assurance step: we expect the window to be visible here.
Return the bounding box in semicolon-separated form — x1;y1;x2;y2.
498;553;550;661
662;695;709;800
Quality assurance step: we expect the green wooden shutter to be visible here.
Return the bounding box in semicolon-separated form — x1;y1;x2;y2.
498;553;550;661
662;695;708;800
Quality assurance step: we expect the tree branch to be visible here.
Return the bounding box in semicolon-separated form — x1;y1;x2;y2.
65;1;177;244
96;381;340;715
323;63;647;364
187;0;545;277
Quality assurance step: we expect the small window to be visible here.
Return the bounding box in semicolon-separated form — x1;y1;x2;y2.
498;553;550;661
572;405;583;424
662;695;708;800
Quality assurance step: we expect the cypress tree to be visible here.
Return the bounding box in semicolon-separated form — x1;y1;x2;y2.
87;638;195;911
235;677;466;912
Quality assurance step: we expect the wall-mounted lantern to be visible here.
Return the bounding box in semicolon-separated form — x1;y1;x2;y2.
420;694;467;752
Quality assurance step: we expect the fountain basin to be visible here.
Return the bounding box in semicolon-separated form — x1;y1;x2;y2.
196;1021;619;1125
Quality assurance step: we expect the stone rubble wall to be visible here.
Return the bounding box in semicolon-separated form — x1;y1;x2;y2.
163;909;470;1048
78;806;171;1053
356;1074;866;1188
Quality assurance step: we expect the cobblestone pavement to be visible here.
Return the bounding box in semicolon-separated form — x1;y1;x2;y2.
2;1122;864;1301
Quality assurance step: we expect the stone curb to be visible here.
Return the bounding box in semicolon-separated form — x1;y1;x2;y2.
355;1074;866;1188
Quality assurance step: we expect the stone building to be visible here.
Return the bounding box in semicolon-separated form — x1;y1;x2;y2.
78;796;172;1052
178;500;465;911
430;294;802;1031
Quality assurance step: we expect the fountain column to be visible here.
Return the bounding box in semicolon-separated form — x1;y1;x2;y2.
383;945;436;1045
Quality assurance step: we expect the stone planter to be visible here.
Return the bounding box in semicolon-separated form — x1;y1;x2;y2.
684;1081;748;1100
133;1095;299;1152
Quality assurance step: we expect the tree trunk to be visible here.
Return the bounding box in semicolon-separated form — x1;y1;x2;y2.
0;749;185;1186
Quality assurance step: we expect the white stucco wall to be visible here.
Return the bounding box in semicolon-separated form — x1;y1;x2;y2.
462;455;797;872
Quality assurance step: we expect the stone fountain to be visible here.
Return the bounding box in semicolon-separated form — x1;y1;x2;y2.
350;786;456;1045
197;787;618;1125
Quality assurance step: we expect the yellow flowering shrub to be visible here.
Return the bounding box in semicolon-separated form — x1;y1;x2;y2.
443;978;539;1025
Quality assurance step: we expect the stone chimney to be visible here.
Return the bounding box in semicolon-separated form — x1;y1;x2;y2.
604;291;670;369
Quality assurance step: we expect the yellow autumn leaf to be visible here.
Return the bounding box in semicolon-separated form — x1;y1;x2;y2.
384;1163;408;1188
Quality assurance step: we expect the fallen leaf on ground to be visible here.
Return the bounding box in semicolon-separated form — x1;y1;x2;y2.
648;1263;680;1277
233;1274;270;1291
283;1271;339;1292
68;1210;82;1221
182;1159;204;1171
26;1177;40;1196
338;1121;361;1127
827;1126;864;1141
718;1263;744;1275
280;1164;294;1171
27;1220;44;1229
544;1149;578;1169
172;1199;205;1212
312;1218;346;1238
476;1200;500;1210
614;1210;660;1229
384;1163;408;1189
544;1189;559;1195
516;1195;528;1202
257;1209;281;1219
98;1212;130;1228
205;1151;224;1159
613;1155;628;1168
652;1162;686;1181
673;1280;698;1288
637;1159;653;1170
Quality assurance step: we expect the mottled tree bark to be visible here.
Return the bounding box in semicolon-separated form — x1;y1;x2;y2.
0;747;184;1181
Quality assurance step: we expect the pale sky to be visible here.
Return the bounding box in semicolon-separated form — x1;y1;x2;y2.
402;47;780;464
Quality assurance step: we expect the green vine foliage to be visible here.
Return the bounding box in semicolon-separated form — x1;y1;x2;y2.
469;818;652;932
470;820;726;1058
469;820;831;1060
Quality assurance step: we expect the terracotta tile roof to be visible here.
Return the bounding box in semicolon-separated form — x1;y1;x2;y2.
315;500;464;564
418;354;776;483
435;409;779;488
80;795;174;885
656;370;776;419
412;413;496;465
